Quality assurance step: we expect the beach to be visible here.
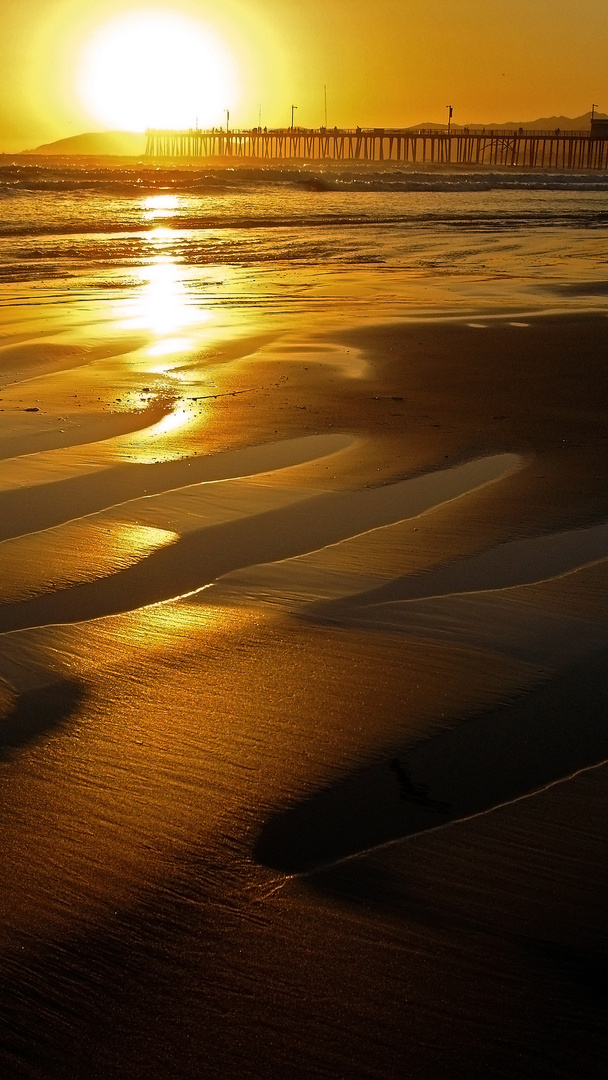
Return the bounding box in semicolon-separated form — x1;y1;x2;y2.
0;159;607;1078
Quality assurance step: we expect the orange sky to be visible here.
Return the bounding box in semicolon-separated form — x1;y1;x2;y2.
1;0;607;151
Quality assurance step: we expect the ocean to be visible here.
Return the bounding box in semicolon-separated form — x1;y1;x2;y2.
3;161;608;285
0;159;607;1079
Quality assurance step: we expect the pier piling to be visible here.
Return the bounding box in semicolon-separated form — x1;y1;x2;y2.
144;127;608;169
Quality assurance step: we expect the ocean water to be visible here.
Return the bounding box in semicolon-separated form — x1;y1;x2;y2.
2;161;608;283
1;160;607;1080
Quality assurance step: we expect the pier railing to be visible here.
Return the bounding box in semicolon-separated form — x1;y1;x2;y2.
145;127;608;169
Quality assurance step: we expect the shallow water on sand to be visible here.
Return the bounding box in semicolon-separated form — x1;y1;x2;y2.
1;169;608;1079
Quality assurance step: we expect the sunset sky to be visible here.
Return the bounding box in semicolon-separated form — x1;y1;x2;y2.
1;0;607;151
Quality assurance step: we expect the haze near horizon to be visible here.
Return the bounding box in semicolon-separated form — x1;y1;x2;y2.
0;0;607;153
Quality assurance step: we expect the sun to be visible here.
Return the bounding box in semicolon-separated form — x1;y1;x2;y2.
78;9;238;131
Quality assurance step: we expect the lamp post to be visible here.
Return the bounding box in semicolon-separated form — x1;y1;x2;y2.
591;103;598;121
446;104;453;134
224;109;230;133
291;104;297;130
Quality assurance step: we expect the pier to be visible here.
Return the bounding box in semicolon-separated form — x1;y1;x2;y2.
145;127;608;169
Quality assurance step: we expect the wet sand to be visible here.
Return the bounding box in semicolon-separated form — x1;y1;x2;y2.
0;303;607;1078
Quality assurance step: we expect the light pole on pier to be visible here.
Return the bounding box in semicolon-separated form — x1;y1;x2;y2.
446;104;453;134
291;104;297;130
591;103;598;121
224;109;230;133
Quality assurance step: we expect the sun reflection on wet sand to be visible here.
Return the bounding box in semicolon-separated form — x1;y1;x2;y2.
147;337;195;357
147;407;198;434
117;257;212;337
124;405;207;462
104;246;222;456
0;522;177;603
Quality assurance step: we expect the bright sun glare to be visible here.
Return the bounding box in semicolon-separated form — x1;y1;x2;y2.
79;10;238;131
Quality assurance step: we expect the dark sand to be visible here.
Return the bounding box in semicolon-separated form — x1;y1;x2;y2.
0;310;607;1078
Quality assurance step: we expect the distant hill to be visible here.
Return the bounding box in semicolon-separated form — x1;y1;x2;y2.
25;131;147;156
413;111;608;132
484;111;607;131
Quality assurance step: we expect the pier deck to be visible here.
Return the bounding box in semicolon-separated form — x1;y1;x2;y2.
145;127;608;169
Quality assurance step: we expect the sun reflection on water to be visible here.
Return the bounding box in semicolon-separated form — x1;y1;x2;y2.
146;227;175;244
143;195;180;220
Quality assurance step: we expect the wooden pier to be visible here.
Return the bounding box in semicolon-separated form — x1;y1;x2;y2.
145;127;608;169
